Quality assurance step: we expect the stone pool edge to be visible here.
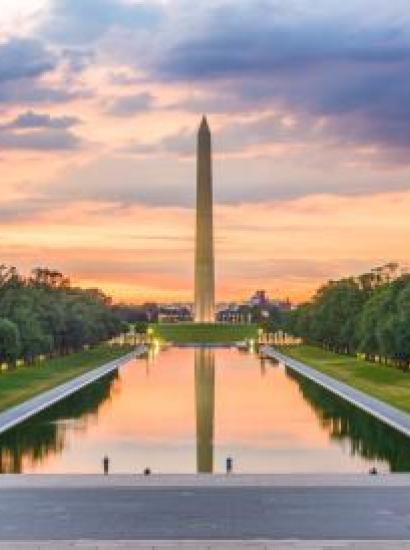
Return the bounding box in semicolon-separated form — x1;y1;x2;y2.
2;473;410;487
0;345;147;436
261;345;410;439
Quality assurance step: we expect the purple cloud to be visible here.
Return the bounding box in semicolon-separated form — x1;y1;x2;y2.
0;38;56;84
1;111;81;130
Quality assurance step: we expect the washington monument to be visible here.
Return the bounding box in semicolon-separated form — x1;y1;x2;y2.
195;116;215;323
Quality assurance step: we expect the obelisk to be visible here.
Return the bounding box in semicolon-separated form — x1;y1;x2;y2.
195;116;215;323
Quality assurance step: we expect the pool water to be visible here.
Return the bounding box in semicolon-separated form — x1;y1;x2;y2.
1;346;409;473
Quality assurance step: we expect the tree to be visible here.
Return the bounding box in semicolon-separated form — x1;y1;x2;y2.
134;321;148;334
0;264;124;362
357;287;389;362
290;278;365;354
0;318;21;365
285;265;410;372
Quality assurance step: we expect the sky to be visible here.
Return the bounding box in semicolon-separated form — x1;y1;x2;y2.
1;0;410;303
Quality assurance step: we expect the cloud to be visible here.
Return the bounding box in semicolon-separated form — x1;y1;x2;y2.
127;115;316;156
45;156;195;207
154;19;410;82
106;92;154;117
31;147;410;210
61;48;95;73
18;0;410;156
108;70;142;87
0;109;83;152
0;37;56;83
1;0;410;207
0;81;82;106
136;0;410;153
225;257;374;282
0;197;56;222
167;92;254;115
0;40;89;106
6;0;408;159
0;128;83;151
0;111;81;130
144;0;410;80
42;0;163;45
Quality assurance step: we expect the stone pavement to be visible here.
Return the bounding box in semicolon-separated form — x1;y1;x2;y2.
3;474;410;488
262;346;410;438
1;541;410;549
1;483;410;541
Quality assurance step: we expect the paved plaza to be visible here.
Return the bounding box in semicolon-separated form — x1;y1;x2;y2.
1;541;410;549
1;477;410;542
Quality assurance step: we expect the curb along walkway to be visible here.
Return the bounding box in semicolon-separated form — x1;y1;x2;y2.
2;473;410;488
1;541;410;549
0;346;146;435
262;345;410;438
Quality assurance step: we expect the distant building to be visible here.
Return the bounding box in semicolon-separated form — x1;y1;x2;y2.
216;295;293;324
249;291;293;312
271;298;292;312
217;304;252;324
158;306;192;323
249;290;269;307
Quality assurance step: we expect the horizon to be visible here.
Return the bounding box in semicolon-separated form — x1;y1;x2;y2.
1;0;409;303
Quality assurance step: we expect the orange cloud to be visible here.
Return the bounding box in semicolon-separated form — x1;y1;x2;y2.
1;190;409;302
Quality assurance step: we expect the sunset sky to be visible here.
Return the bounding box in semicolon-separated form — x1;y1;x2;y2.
1;0;410;303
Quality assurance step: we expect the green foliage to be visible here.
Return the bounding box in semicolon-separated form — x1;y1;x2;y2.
286;263;410;370
134;321;148;334
0;265;124;365
257;305;285;333
0;318;20;364
150;323;258;344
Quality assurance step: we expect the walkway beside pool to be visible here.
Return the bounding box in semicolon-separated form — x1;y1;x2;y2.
262;345;410;438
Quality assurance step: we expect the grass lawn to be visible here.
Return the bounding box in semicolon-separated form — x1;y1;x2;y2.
0;345;133;413
278;344;410;414
150;323;258;344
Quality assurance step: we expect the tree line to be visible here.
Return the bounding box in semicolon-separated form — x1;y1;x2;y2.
0;266;126;366
286;263;410;370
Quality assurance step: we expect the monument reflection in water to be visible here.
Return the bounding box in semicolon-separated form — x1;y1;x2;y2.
1;347;410;474
195;347;215;473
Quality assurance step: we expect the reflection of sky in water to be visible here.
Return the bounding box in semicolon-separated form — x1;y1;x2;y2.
1;347;410;474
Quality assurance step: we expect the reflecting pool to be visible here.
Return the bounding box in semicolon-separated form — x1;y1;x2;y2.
1;346;410;473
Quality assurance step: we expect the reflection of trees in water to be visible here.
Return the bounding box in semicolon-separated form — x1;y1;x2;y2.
0;371;118;473
287;369;410;472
